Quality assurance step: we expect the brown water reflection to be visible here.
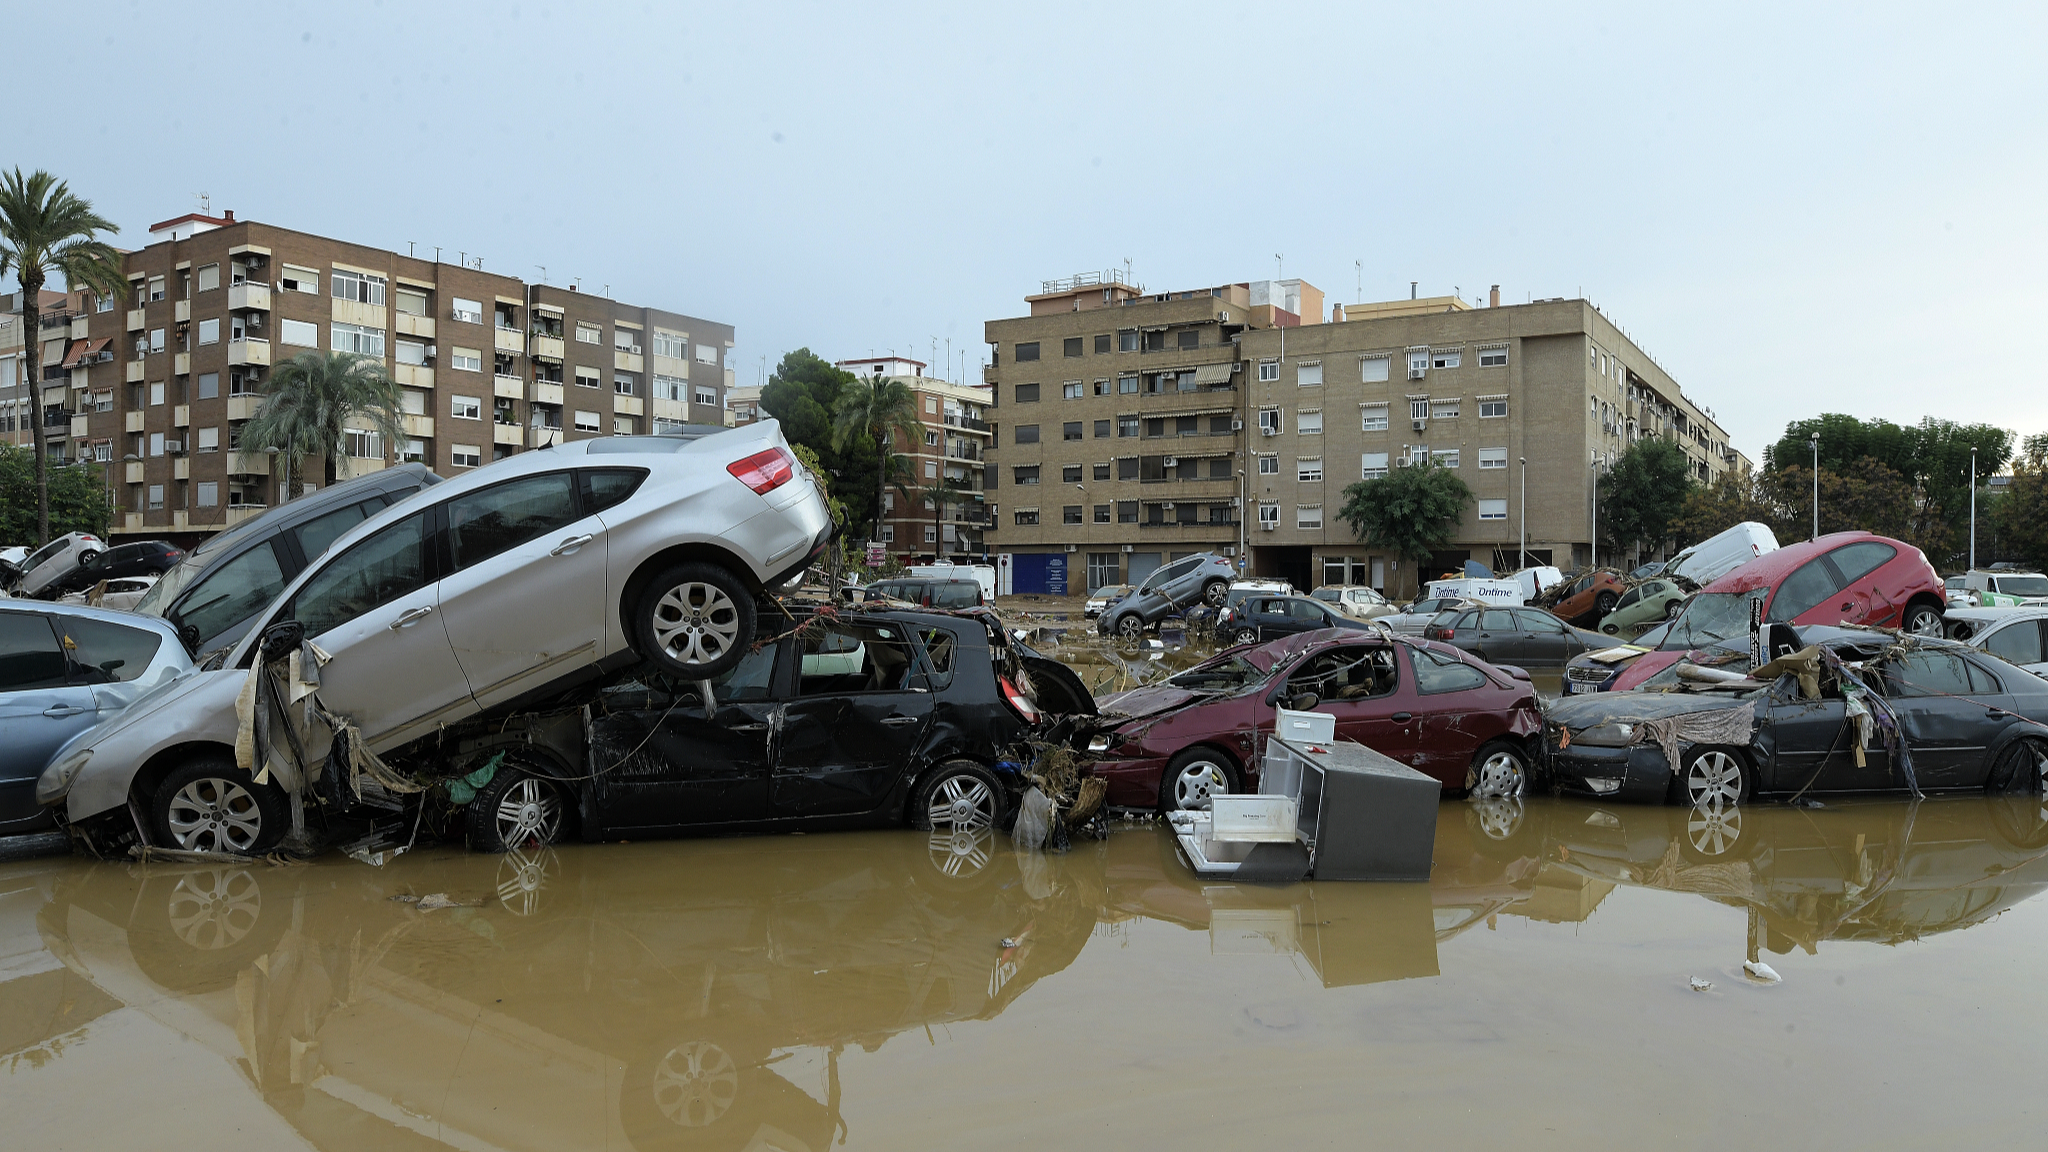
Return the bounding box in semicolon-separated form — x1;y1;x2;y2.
7;794;2048;1149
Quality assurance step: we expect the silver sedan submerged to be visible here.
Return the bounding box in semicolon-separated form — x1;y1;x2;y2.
39;420;833;854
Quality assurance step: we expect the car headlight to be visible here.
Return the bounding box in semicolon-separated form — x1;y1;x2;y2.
1087;734;1114;753
1569;722;1639;748
36;747;92;805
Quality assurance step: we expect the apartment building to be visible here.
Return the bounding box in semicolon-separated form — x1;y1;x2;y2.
1;290;83;450
1240;293;1748;593
833;356;994;562
36;208;733;541
981;271;1308;593
986;275;1750;595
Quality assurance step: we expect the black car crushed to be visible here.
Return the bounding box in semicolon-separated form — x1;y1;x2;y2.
1544;625;2048;805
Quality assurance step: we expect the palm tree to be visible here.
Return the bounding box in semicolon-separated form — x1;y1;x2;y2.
0;170;128;545
242;350;407;500
831;374;921;542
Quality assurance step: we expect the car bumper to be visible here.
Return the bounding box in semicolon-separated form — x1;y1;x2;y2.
1086;754;1173;808
1547;739;1672;802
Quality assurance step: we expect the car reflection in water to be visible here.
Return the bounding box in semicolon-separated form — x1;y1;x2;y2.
15;794;2048;1150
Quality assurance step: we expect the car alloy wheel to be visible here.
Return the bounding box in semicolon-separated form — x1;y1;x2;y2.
1685;803;1744;857
651;581;743;668
1468;745;1527;798
493;776;565;849
1233;626;1257;644
926;773;997;831
1166;754;1232;811
1683;748;1746;808
1666;598;1684;620
1202;579;1228;607
165;776;265;854
1116;614;1144;640
651;1041;740;1127
1902;603;1944;637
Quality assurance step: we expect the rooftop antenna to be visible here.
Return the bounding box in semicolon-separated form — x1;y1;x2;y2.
1123;257;1132;285
1355;259;1362;303
434;246;442;263
1275;253;1284;280
535;265;547;284
408;241;415;258
194;192;210;215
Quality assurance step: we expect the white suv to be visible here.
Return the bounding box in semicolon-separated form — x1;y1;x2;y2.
39;421;833;851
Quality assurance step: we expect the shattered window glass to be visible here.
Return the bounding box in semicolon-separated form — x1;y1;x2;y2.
1666;589;1767;649
916;627;957;690
1410;646;1487;695
798;621;922;695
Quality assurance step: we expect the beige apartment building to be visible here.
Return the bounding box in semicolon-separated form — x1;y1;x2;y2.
985;275;1749;595
33;208;733;541
1;289;86;451
833;355;994;562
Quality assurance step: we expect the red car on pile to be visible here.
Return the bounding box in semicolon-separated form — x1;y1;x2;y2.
1608;531;1947;692
1082;629;1544;811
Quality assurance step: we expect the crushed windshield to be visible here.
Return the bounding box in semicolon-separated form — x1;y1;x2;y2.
1661;589;1767;650
1164;655;1268;693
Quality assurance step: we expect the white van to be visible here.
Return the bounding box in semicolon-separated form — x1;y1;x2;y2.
1425;577;1524;605
1669;521;1778;587
1508;566;1564;601
908;562;997;603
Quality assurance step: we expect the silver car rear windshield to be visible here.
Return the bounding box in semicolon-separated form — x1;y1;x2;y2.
586;429;730;452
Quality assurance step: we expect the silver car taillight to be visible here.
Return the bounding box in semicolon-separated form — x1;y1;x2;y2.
727;447;796;494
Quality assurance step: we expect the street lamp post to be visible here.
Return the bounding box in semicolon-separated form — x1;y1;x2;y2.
1519;457;1527;570
1810;432;1820;540
1970;447;1978;572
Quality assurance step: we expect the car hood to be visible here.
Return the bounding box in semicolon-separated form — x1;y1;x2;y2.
1096;684;1206;720
1544;689;1754;731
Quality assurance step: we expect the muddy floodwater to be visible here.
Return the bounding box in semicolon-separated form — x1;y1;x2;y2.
6;796;2048;1150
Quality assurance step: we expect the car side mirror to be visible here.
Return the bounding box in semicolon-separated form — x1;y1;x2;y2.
177;622;201;651
1290;692;1321;711
259;619;305;663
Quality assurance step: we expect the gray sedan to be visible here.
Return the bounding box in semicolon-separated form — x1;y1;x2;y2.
1423;606;1609;668
1;602;189;833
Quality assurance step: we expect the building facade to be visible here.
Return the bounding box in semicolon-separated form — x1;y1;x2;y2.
1;289;83;451
985;275;1750;595
31;208;733;542
833;357;994;562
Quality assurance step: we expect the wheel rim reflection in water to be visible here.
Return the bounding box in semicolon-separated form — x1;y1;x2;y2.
928;828;994;878
1687;803;1743;856
166;869;261;950
653;1041;739;1127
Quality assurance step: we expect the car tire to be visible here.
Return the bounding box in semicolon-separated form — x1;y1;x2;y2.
1986;735;2048;794
633;561;757;679
1465;740;1531;798
77;549;99;566
909;759;1006;832
1201;579;1228;607
1159;747;1239;814
1665;598;1684;620
1232;626;1257;645
467;765;575;852
1593;591;1618;619
1114;613;1145;641
1900;602;1944;637
152;756;287;856
1670;744;1751;808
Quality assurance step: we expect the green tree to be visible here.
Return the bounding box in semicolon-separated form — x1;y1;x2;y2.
1764;414;1918;478
1991;434;2048;573
1911;418;2011;553
1337;461;1472;596
1671;471;1791;545
0;170;129;545
1598;437;1697;561
832;373;921;540
760;348;853;453
0;444;111;542
241;350;406;499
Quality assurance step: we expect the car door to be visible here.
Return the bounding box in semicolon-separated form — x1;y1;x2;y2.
773;618;935;818
1758;681;1889;793
1467;609;1522;664
1515;608;1588;665
1770;555;1848;626
1878;649;1999;788
0;612;98;830
1405;645;1497;785
286;509;473;749
1283;642;1419;767
434;469;609;710
1821;541;1899;624
589;640;783;832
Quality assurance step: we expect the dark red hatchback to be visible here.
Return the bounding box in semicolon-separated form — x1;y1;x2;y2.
1083;628;1544;811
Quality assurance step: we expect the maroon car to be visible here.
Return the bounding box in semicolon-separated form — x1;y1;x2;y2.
1083;628;1544;811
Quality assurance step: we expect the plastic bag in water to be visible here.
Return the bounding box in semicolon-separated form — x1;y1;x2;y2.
1012;787;1054;850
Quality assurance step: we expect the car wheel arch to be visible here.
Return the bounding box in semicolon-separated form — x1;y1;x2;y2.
1899;592;1946;630
618;541;768;645
130;740;244;825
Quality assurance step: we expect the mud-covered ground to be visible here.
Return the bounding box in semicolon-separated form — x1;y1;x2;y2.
6;794;2046;1150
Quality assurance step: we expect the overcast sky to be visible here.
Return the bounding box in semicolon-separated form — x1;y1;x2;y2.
11;1;2045;459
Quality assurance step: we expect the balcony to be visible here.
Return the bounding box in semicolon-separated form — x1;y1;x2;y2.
527;425;563;449
124;461;144;483
528;333;565;361
395;312;433;338
173;352;190;376
494;327;524;355
227;337;271;367
494;422;524;446
125;360;145;383
174;300;191;323
225;504;267;527
69;316;89;339
124;410;144;433
494;374;525;400
530;381;564;406
393;363;434;388
613;393;644;417
614;348;644;374
402;414;435;439
228;451;271;476
943;414;990;433
69;415;88;438
40;310;76;332
173;457;189;481
228;283;271;312
227;395;261;421
123;512;143;533
125;309;144;332
943;442;982;462
173;404;189;427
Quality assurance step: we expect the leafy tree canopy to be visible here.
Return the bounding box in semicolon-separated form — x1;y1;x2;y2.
0;445;111;542
1338;460;1473;563
1599;437;1696;555
760;349;854;452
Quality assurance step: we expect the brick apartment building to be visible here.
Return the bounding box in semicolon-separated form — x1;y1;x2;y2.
983;274;1749;595
832;355;993;562
16;208;733;542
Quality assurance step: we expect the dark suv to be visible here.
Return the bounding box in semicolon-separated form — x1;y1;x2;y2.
132;463;441;658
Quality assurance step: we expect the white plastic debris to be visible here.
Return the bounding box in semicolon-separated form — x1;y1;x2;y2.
1689;977;1714;992
1011;787;1054;850
1743;960;1782;983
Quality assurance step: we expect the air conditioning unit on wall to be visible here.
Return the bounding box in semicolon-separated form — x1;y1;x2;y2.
1261;522;1277;531
1412;419;1426;432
